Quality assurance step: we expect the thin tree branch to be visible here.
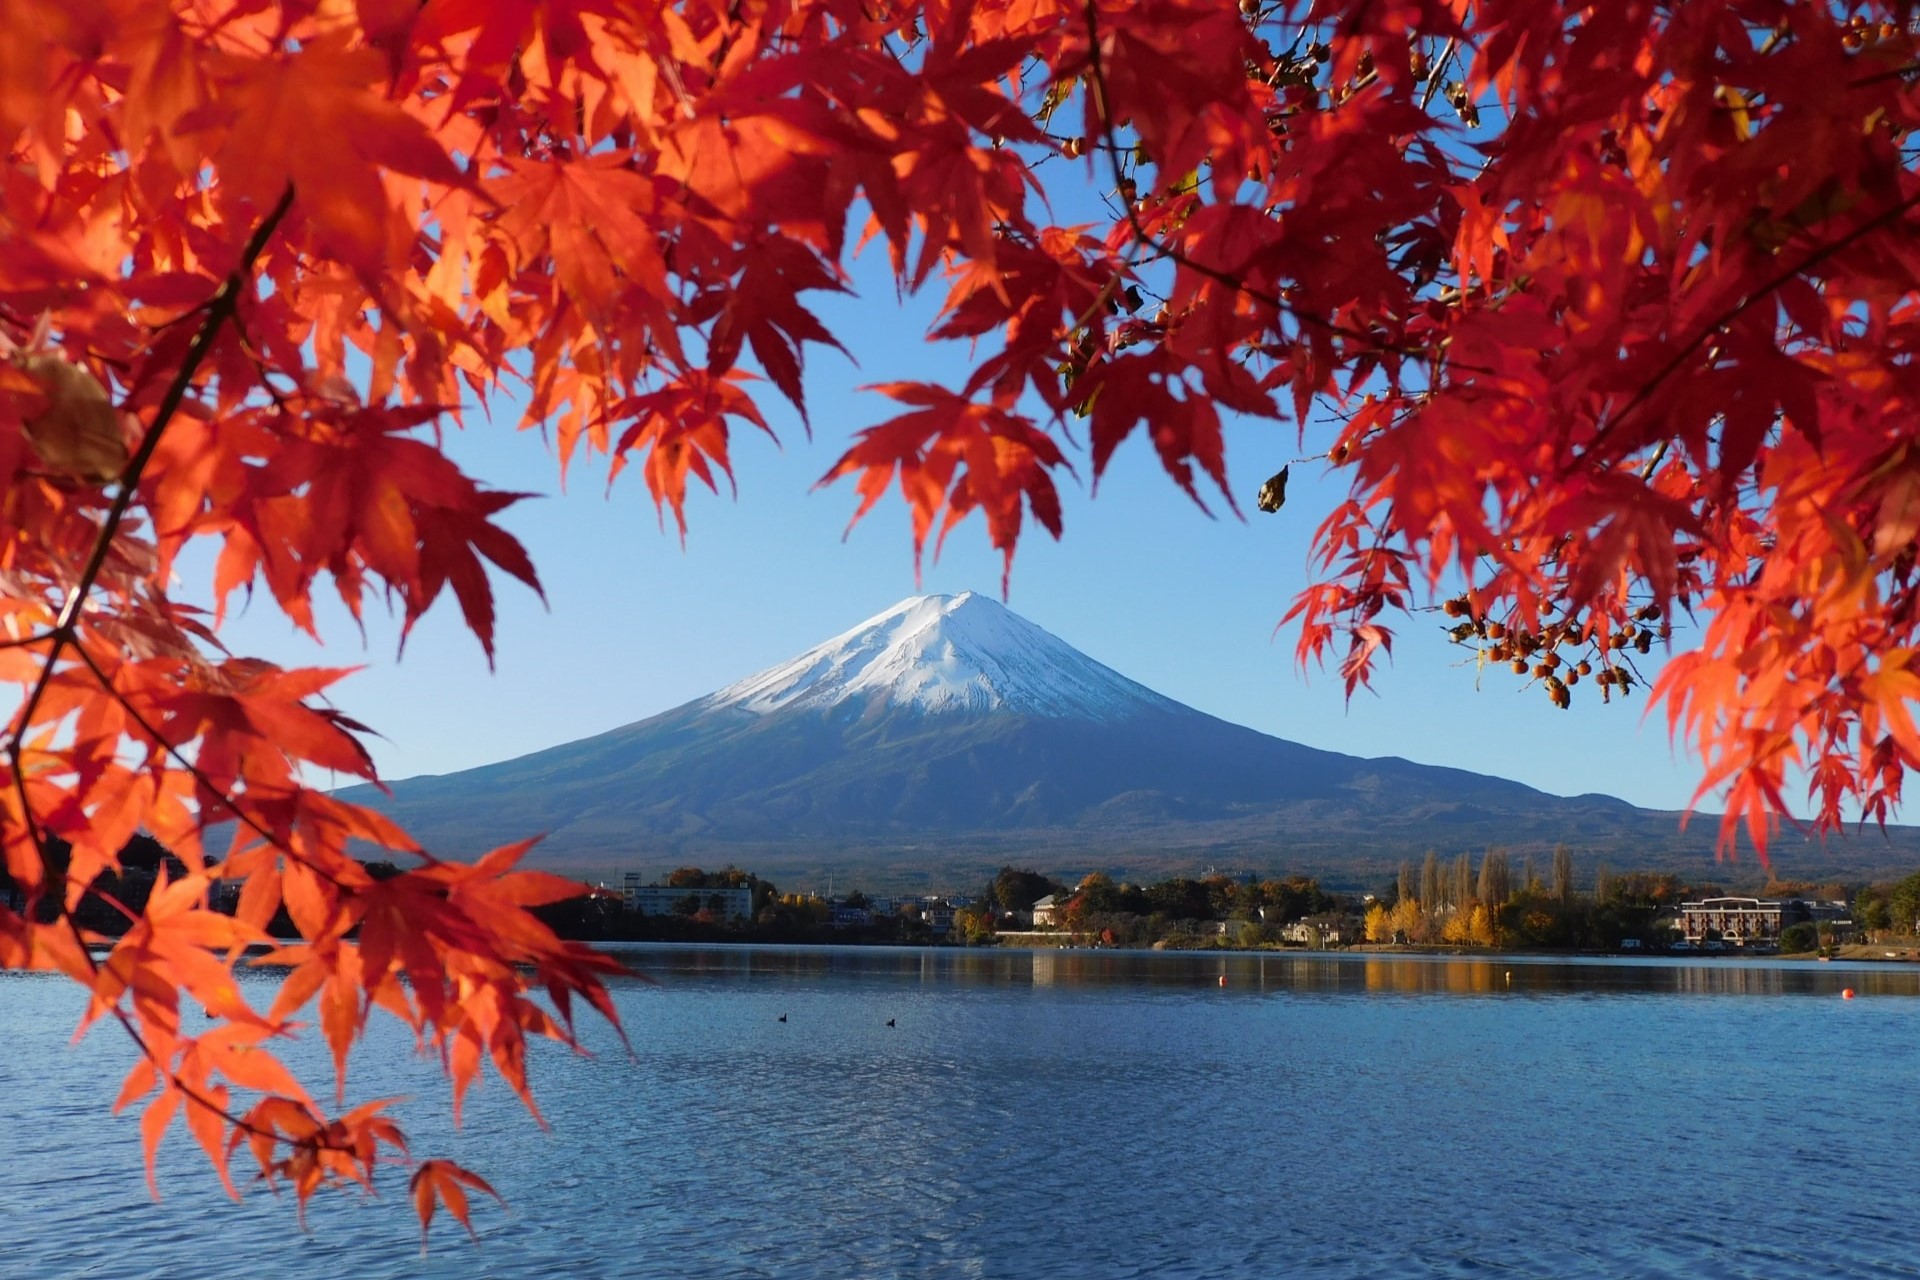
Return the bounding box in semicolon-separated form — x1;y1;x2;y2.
58;185;297;633
0;632;57;651
1076;0;1494;378
0;185;348;1166
9;185;295;764
1418;36;1458;112
1595;189;1920;456
58;906;381;1168
67;640;357;893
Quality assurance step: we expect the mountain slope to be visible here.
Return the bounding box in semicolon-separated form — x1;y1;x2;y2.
703;591;1179;720
340;593;1910;884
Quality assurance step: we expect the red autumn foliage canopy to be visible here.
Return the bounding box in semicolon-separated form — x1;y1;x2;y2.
4;0;1920;1239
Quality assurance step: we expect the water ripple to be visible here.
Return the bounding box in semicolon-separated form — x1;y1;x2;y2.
1;947;1917;1278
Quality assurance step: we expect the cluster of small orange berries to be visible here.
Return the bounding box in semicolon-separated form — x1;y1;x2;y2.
1441;599;1668;709
1233;19;1481;126
1246;40;1334;95
1842;14;1906;50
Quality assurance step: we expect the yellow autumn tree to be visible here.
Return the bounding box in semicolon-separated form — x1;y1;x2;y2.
1441;902;1500;947
1388;898;1425;945
1364;903;1391;943
1468;904;1498;949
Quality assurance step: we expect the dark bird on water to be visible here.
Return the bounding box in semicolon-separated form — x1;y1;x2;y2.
886;1018;896;1028
1256;465;1289;513
778;1013;788;1023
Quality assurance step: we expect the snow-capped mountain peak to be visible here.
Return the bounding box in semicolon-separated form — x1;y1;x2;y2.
703;592;1179;721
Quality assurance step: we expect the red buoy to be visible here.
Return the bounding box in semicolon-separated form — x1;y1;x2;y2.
1842;988;1856;1000
1218;974;1228;987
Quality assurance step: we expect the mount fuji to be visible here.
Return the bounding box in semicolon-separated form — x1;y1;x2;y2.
339;593;1877;885
701;592;1180;722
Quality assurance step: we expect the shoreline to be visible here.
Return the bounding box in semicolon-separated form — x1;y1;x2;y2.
585;935;1920;963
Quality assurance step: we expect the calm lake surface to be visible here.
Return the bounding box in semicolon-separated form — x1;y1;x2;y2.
3;946;1918;1279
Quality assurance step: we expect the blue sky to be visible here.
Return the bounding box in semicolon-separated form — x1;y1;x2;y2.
201;258;1730;825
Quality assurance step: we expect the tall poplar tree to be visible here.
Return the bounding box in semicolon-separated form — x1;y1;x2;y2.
1451;853;1476;911
1477;850;1511;908
1553;846;1577;905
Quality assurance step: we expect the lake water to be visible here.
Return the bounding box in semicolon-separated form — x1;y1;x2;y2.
2;946;1917;1279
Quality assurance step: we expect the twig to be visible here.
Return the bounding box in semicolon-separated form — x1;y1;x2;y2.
1594;189;1920;455
58;907;375;1167
8;183;296;771
67;641;357;893
0;185;330;1162
56;185;297;633
1076;0;1494;377
4;183;293;916
1418;36;1458;112
7;183;293;842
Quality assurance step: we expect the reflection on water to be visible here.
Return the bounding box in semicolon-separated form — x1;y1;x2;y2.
605;942;1920;999
1;946;1917;1280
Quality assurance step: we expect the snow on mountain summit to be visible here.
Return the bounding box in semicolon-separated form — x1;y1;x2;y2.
703;592;1180;721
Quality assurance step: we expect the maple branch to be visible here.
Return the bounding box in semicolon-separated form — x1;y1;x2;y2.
78;879;141;927
4;662;57;908
1638;439;1671;481
1847;60;1920;89
9;185;295;761
1594;187;1920;458
1418;37;1458;112
60;186;297;632
0;632;57;650
64;640;358;897
3;185;295;924
226;313;297;417
0;184;384;1173
7;749;50;890
1075;0;1494;381
55;904;383;1173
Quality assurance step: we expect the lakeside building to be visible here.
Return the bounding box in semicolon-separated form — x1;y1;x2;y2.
1796;899;1857;932
621;874;753;922
1677;897;1783;947
1677;896;1861;948
1281;913;1360;947
1031;894;1064;927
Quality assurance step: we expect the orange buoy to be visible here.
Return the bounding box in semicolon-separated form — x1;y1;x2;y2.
1842;988;1856;1000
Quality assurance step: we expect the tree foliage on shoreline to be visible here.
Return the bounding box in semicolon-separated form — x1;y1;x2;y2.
7;0;1920;1242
